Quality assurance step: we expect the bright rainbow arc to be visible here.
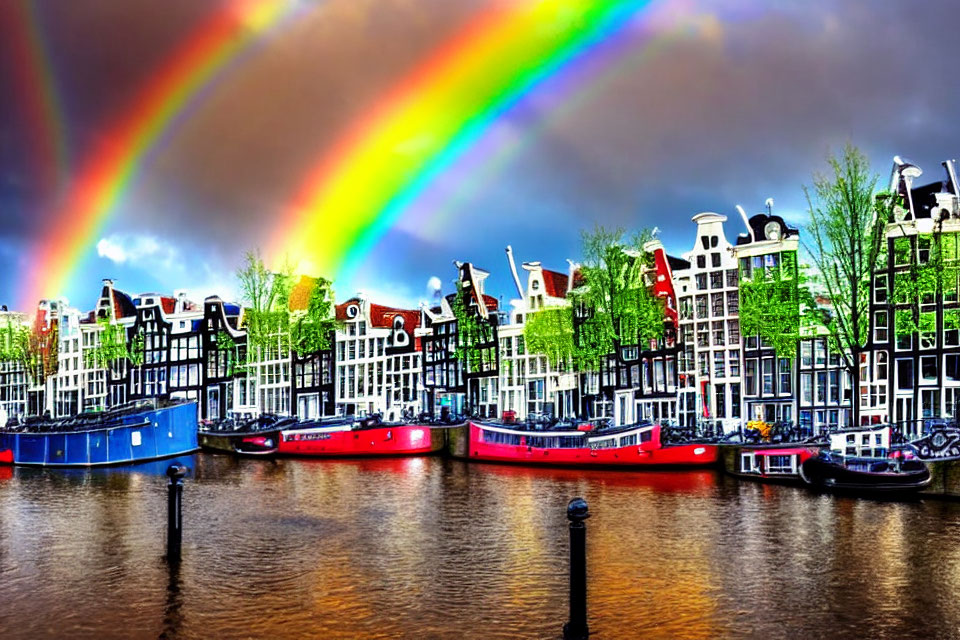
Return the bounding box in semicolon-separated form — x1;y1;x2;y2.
273;0;658;286
3;0;70;193
421;11;700;238
17;0;302;311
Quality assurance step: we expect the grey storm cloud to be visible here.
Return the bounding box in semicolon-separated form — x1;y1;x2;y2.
3;0;960;308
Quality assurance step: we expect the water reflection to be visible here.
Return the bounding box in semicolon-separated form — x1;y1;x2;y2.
2;456;960;639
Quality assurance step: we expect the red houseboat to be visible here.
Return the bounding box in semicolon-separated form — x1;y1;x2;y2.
277;418;455;458
463;420;718;467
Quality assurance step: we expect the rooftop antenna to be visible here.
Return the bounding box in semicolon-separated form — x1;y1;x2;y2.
735;205;755;242
765;198;774;215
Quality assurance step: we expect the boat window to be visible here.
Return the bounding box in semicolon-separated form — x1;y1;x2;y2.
741;454;754;472
767;455;793;474
639;429;653;443
483;430;521;446
620;434;638;447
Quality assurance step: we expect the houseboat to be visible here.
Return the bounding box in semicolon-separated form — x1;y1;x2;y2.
277;415;457;458
198;414;297;456
799;426;931;494
724;445;820;484
0;400;199;467
462;420;718;468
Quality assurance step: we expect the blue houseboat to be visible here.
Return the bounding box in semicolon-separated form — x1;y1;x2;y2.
0;400;199;467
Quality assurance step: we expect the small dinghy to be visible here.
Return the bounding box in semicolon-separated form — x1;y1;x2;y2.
800;450;931;495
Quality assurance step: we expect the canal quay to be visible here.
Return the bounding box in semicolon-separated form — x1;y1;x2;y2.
3;456;960;640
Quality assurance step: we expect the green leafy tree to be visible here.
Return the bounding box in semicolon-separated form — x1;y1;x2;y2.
85;319;132;369
237;249;294;361
802;145;895;426
523;306;574;370
569;225;665;369
737;250;815;357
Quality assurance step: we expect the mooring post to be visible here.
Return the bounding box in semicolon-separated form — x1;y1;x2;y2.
166;464;187;563
563;497;590;640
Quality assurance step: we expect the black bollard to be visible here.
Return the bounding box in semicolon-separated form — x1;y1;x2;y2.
166;464;187;563
563;497;590;640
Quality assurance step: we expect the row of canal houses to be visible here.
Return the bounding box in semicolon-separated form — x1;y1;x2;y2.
1;157;959;435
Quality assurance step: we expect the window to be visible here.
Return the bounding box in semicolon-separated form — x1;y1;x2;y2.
740;257;752;280
896;359;914;390
815;340;826;366
701;236;710;250
816;372;827;405
716;383;726;417
921;389;940;419
731;383;741;418
727;269;738;288
824;370;838;404
745;359;757;395
711;293;724;317
874;274;887;303
714;351;725;378
726;293;739;318
696;274;707;290
727;320;740;344
946;354;960;382
801;373;813;405
779;358;792;395
710;271;723;290
696;295;708;318
921;355;938;383
713;321;725;346
697;323;709;347
697;255;706;269
712;253;721;268
801;341;812;368
762;358;774;395
874;311;888;343
918;236;931;264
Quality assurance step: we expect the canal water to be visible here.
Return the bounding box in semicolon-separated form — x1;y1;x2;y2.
2;456;960;639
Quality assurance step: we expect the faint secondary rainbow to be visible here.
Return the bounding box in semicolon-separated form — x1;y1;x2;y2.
17;0;304;311
273;0;660;284
2;0;70;193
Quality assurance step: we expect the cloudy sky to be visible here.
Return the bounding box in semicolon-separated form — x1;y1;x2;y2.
2;0;959;312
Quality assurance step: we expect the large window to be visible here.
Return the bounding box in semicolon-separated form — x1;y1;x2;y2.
779;358;792;395
921;355;938;383
801;341;812;368
896;359;914;390
745;359;757;396
762;358;774;395
801;373;813;405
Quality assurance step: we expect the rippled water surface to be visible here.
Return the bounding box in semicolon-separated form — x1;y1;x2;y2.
3;455;960;639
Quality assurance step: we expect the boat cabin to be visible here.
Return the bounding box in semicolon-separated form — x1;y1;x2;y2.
830;427;890;458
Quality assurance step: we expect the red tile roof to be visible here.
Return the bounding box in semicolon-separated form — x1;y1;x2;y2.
541;269;569;298
160;297;176;315
335;298;421;331
482;294;498;310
